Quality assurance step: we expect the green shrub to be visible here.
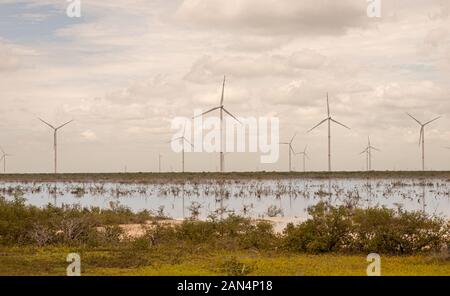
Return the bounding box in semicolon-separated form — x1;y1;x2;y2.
238;221;278;250
283;202;352;253
0;196;153;247
352;207;448;254
283;202;450;255
1;195;448;255
219;257;254;276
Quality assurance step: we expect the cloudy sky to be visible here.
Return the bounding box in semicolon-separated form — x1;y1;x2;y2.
0;0;449;173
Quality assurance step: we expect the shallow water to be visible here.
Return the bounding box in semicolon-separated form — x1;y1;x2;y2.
1;178;450;222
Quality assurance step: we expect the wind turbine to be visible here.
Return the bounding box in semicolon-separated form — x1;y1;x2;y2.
280;133;297;172
0;147;12;173
170;122;194;173
295;145;310;172
193;76;241;172
360;137;380;171
39;118;74;174
407;113;441;171
308;93;351;172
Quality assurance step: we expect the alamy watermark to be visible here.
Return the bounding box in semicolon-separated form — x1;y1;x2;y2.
66;0;81;18
366;253;381;276
67;253;81;276
171;110;280;164
367;0;382;18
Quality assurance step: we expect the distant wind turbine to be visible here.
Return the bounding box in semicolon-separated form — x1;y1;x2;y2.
170;122;194;173
308;93;351;172
407;113;441;171
295;145;310;172
158;154;163;173
0;147;12;173
193;76;241;172
39;118;74;174
360;137;380;171
280;133;297;172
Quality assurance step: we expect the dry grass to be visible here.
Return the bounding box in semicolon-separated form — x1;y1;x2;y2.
1;247;450;276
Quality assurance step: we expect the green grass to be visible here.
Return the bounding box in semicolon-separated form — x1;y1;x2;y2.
0;171;449;184
1;247;450;276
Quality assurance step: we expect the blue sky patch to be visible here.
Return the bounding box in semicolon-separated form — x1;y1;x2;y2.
0;1;84;43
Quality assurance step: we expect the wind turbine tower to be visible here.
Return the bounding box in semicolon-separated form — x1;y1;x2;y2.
360;137;380;171
280;133;297;172
39;118;74;174
308;93;351;172
0;147;12;173
295;145;310;172
193;76;240;172
407;113;441;171
170;122;194;173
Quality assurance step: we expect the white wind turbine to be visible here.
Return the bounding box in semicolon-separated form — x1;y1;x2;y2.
39;118;74;174
407;113;441;171
280;133;297;172
0;147;12;173
360;137;380;171
170;122;194;173
295;145;310;172
193;76;241;172
308;93;351;172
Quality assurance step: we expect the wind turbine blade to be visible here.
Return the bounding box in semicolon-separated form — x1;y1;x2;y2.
56;120;74;130
290;132;297;144
307;118;328;133
220;76;226;106
331;118;351;130
304;145;308;153
39;118;56;129
290;145;295;154
326;93;330;117
419;127;424;147
192;106;221;119
222;107;241;124
182;122;187;137
360;148;368;155
0;156;4;161
407;113;422;126
424;116;441;126
371;146;381;152
183;137;195;148
168;137;183;143
0;146;4;154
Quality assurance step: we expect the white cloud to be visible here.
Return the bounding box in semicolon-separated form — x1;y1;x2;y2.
0;42;21;72
176;0;370;35
289;49;326;69
80;130;97;142
186;50;326;82
1;0;450;172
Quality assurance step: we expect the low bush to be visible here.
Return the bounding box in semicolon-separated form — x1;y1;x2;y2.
1;196;448;255
0;196;151;247
219;257;254;276
283;202;450;255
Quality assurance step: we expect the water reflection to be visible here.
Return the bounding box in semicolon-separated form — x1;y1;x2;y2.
1;178;449;222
